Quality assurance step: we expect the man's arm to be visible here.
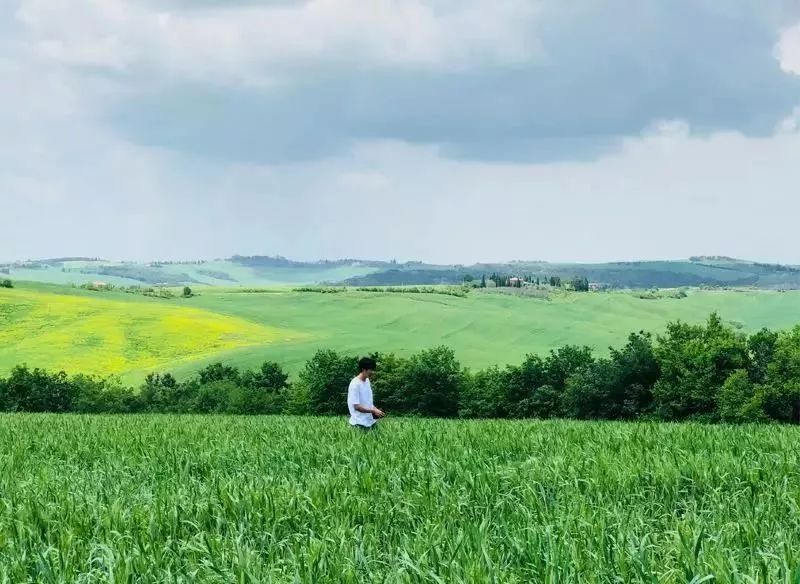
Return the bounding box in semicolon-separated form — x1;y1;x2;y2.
354;403;384;417
348;383;385;417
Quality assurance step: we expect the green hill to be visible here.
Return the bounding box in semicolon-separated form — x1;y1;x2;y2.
3;281;800;383
344;257;800;289
0;257;381;288
3;255;800;289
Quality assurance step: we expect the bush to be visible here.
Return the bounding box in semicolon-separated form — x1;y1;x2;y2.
399;346;463;417
198;362;240;385
758;326;800;422
717;370;764;422
503;356;544;418
190;380;237;413
369;352;409;413
71;374;139;413
139;373;186;412
653;313;750;420
748;328;779;384
0;279;12;289
565;333;659;419
0;366;73;412
238;361;290;414
459;366;508;418
297;350;358;415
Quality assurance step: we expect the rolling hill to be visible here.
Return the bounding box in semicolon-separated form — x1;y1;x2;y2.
3;281;800;383
3;255;800;290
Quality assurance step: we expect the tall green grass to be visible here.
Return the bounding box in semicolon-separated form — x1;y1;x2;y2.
1;415;799;582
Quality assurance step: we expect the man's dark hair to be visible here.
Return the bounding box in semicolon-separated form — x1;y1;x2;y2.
358;357;377;372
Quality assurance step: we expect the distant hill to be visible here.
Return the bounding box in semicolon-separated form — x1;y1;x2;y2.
2;255;800;289
343;258;800;289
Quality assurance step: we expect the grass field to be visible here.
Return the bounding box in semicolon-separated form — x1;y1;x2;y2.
1;414;799;582
4;282;800;381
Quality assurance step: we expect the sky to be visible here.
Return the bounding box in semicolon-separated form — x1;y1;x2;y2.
2;0;800;264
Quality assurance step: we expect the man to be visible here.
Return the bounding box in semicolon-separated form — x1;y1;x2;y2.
347;357;385;429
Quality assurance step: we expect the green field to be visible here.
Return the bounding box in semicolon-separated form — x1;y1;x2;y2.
1;414;799;582
4;282;800;381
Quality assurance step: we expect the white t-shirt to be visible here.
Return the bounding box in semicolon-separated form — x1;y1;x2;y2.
347;376;376;427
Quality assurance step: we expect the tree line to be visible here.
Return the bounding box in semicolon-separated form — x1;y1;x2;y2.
1;313;799;423
485;274;589;291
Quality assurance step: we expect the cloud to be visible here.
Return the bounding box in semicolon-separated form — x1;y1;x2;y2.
14;0;540;81
3;0;800;264
338;171;391;191
91;0;800;165
778;21;800;74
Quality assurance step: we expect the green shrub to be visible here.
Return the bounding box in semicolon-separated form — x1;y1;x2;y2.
653;313;750;419
398;346;463;417
297;350;358;415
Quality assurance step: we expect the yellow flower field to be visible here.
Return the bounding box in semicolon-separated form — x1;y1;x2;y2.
0;287;302;377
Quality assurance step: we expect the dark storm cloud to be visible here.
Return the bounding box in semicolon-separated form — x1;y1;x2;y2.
99;0;800;163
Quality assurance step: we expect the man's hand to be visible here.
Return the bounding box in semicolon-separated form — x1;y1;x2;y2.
354;404;385;417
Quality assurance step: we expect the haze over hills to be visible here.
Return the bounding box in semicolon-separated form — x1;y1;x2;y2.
3;255;800;290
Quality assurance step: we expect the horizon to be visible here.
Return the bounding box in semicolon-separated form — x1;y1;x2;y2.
3;252;796;268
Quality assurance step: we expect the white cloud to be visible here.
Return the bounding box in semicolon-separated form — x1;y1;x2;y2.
4;1;800;264
14;0;541;82
777;21;800;74
777;106;800;134
4;84;800;264
338;171;391;191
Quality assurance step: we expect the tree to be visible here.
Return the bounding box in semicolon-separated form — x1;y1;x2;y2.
182;286;193;297
399;346;462;417
369;352;409;413
238;361;290;414
0;279;12;289
572;276;589;292
496;346;593;419
71;374;138;413
198;362;240;385
653;313;749;420
717;370;763;422
544;345;595;391
759;326;800;422
244;361;289;392
563;332;659;419
459;366;507;418
0;366;73;412
480;274;487;288
192;380;238;413
297;350;357;415
747;328;778;384
504;355;546;417
138;372;189;412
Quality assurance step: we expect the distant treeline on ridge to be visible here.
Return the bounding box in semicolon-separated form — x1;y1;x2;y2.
4;255;800;289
